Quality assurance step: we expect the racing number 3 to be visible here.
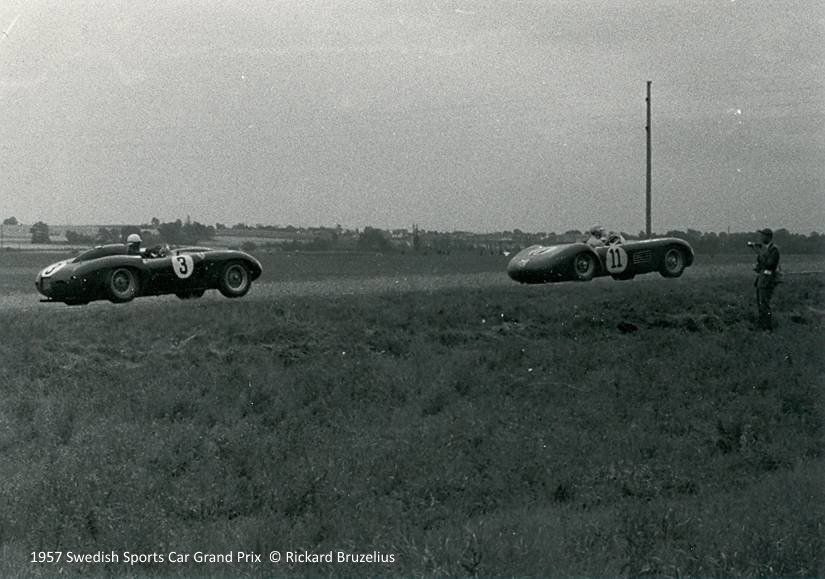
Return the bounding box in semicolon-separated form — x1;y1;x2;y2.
173;254;195;279
605;246;628;274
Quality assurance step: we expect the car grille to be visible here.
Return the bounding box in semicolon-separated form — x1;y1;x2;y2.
50;280;69;297
632;250;653;264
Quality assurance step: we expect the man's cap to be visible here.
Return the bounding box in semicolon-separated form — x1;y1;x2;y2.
758;228;773;237
126;233;142;244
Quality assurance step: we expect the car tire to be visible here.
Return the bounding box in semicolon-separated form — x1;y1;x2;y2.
107;268;139;302
573;252;597;281
176;290;205;300
218;262;251;298
660;247;686;278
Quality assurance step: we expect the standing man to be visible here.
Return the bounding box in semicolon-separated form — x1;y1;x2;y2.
751;228;780;331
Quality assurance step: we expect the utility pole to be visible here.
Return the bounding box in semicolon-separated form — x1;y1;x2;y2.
2;15;21;250
1;15;20;46
645;81;652;238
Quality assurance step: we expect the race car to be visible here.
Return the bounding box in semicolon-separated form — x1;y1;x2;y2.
35;244;263;305
507;237;694;284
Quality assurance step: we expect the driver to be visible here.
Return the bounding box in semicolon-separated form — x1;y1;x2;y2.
126;233;142;255
586;226;606;247
145;243;169;258
605;231;626;245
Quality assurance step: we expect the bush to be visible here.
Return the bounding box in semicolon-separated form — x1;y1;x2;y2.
30;221;50;244
65;231;95;245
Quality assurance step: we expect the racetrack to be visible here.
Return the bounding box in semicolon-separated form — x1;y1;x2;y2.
1;253;823;312
0;271;512;312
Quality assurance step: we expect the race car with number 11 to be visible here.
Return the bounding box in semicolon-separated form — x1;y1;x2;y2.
507;237;694;284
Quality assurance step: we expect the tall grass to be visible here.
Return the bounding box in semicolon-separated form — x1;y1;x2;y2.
0;269;823;576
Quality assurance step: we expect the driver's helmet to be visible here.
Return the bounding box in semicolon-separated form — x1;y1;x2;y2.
589;225;606;237
126;233;142;253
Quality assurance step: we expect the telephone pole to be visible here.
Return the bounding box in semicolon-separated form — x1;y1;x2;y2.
0;15;20;46
2;15;21;249
645;81;652;238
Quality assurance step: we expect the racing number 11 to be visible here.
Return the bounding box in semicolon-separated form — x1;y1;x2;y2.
607;247;623;269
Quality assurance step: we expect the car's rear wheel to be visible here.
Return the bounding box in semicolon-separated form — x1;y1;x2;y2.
176;289;205;300
218;262;251;298
660;247;687;278
107;268;139;302
573;252;597;281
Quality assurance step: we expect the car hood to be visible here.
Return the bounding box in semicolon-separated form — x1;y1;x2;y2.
508;243;580;269
36;258;75;281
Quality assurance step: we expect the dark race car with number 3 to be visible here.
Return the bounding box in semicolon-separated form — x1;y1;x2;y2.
507;237;694;284
35;244;263;305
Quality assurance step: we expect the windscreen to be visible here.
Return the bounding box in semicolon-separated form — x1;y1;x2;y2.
72;245;127;262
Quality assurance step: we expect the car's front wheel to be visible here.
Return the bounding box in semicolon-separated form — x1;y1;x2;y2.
660;247;687;278
573;252;597;281
218;262;251;298
107;268;140;302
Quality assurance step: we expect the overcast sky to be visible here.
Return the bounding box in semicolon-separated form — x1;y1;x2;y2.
0;0;822;233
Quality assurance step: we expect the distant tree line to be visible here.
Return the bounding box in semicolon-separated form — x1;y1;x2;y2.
151;218;215;246
658;229;825;255
16;217;215;246
7;215;824;254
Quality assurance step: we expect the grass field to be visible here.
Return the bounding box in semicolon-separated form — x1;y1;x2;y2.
1;251;823;575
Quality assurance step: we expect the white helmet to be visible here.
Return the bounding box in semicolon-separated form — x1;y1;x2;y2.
126;233;142;245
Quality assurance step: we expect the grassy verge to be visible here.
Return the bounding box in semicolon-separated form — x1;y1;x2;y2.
0;271;823;575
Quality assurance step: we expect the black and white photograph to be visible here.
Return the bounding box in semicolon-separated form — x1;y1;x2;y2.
1;0;823;575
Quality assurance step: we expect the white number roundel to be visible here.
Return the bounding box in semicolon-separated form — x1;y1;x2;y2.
605;246;628;274
173;254;195;279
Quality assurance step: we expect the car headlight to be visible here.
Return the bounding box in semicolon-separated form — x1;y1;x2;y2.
40;260;67;277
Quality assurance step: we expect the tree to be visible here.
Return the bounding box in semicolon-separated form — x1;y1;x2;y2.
182;220;214;244
158;220;183;245
2;216;18;226
96;227;119;244
357;227;393;252
30;221;50;244
121;225;141;242
66;230;94;245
